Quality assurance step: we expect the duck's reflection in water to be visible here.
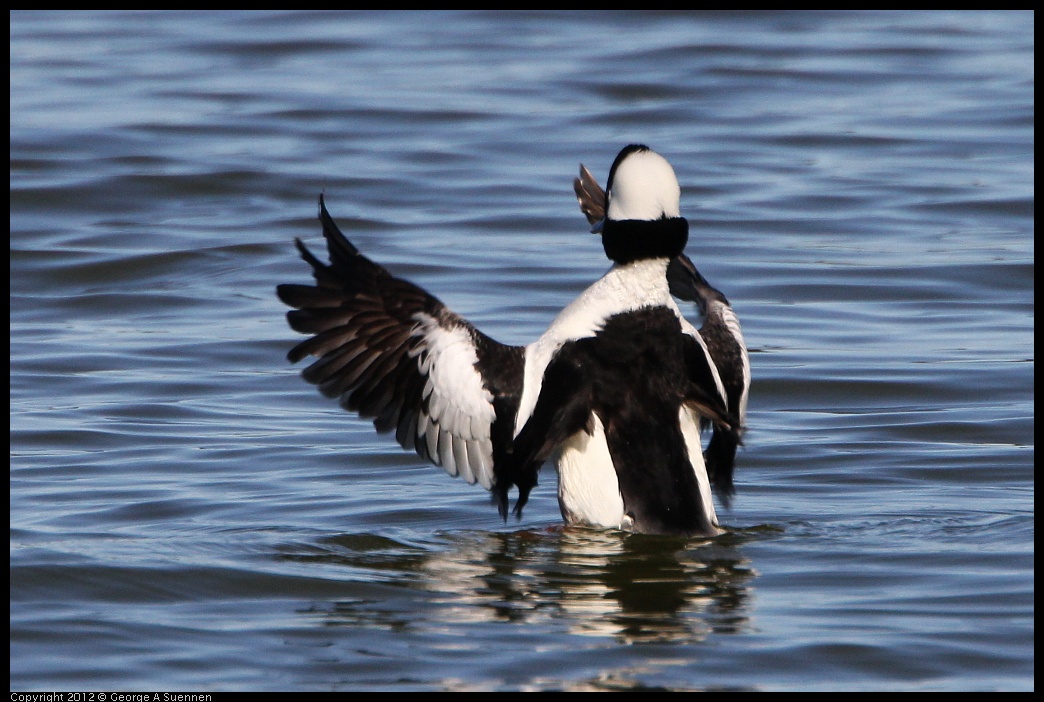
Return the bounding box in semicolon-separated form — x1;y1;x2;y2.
417;526;756;644
289;524;757;649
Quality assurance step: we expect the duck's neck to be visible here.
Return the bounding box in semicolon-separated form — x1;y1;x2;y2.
601;216;688;265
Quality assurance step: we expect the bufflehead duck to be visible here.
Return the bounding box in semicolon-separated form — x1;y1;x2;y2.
573;155;750;505
277;145;740;536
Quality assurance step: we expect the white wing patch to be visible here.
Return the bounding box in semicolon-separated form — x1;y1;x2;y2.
718;303;750;419
678;406;722;533
410;312;497;489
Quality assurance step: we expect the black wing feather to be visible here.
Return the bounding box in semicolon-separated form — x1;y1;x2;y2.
277;195;535;514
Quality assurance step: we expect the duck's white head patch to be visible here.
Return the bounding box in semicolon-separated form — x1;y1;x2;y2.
605;145;681;222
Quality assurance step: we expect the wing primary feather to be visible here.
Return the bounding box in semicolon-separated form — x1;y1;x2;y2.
279;196;559;523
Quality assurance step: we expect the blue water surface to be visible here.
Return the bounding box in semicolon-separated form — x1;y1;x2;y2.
10;10;1033;691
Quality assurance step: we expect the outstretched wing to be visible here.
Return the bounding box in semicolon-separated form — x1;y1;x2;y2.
668;253;750;506
277;195;529;513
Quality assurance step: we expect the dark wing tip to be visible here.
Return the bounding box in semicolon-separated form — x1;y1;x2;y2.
291;237;325;272
316;195;360;263
704;431;738;508
572;176;586;203
284;338;310;364
276;241;327;313
317;192;331;223
667;254;733;310
275;282;305;308
573;163;607;229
